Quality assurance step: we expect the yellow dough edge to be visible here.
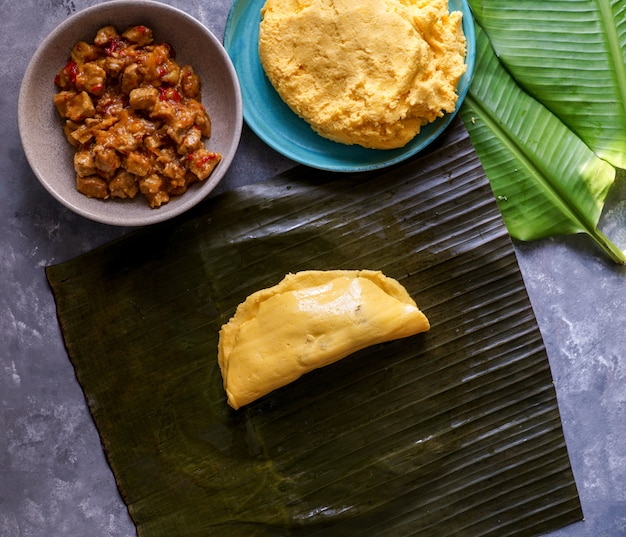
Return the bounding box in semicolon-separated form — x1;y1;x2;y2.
217;270;430;409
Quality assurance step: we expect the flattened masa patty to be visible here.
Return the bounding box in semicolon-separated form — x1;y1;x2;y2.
258;0;466;149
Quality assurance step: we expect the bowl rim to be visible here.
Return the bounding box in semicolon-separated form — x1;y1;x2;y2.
18;0;243;226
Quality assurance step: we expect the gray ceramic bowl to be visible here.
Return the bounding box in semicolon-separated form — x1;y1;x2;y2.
18;0;242;226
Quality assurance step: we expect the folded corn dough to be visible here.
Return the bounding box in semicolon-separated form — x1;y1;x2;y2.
258;0;466;149
218;270;430;409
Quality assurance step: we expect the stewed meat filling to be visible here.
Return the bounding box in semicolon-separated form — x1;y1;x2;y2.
53;25;221;208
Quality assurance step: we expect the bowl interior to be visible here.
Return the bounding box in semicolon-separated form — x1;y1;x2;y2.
19;0;242;226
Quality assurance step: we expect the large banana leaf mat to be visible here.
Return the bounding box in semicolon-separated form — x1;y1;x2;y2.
46;118;583;537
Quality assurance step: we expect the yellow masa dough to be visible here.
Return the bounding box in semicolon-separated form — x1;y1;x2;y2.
258;0;466;149
217;270;430;409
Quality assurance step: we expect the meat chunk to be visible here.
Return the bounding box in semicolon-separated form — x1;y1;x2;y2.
70;41;99;63
144;131;168;154
93;145;121;175
124;151;153;177
179;65;201;99
103;55;126;78
177;126;203;155
76;62;107;96
100;112;154;154
158;60;181;86
140;43;173;83
53;91;77;117
157;148;187;186
94;25;118;46
188;149;221;180
95;88;126;117
139;174;170;208
64;91;96;121
76;175;109;199
67;123;95;145
73;150;96;177
165;110;195;144
109;170;139;199
187;98;211;137
129;87;159;111
122;25;153;46
121;63;141;94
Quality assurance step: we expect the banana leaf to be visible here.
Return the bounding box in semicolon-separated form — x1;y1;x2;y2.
46;118;582;537
468;0;626;171
461;21;626;263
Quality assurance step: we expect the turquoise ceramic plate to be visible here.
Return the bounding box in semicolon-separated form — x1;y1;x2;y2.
224;0;475;172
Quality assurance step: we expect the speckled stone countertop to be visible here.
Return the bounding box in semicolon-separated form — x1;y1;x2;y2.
2;1;626;536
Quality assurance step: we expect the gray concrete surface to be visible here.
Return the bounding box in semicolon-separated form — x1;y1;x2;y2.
2;1;625;535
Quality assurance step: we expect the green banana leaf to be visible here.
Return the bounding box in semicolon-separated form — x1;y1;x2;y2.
461;1;626;264
469;0;626;170
46;119;582;537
